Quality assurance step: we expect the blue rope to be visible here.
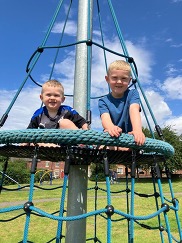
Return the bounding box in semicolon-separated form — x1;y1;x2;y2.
107;0;160;128
86;0;92;112
129;152;136;242
106;176;112;243
56;174;68;243
96;0;110;93
29;207;106;221
0;202;170;221
167;177;182;241
0;205;23;213
114;206;167;220
1;176;181;242
157;177;173;243
151;167;165;242
0;129;175;157
23;166;36;242
49;0;73;80
0;0;64;125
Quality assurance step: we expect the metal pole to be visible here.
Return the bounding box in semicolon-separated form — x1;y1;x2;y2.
65;1;93;243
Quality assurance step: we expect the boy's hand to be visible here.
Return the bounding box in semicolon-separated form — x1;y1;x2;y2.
104;125;122;137
128;130;145;146
82;123;89;130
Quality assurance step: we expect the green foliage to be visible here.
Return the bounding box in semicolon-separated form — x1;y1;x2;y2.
89;162;117;181
0;156;7;171
35;169;52;183
143;125;182;171
89;162;105;181
0;161;4;172
2;159;30;185
142;127;153;138
156;126;182;171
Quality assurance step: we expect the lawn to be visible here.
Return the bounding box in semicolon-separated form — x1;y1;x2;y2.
0;178;182;243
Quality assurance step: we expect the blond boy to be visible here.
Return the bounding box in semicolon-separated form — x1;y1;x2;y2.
27;79;88;130
98;60;145;146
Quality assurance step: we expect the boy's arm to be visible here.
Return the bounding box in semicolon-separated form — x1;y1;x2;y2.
129;104;145;146
101;113;122;137
81;123;88;130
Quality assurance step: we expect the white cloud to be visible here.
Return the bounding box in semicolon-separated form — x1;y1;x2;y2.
126;40;154;83
141;90;172;129
171;43;182;48
52;20;77;36
165;38;173;42
172;0;182;2
165;64;178;76
140;88;182;134
3;35;181;136
51;51;75;79
89;37;154;98
93;30;101;37
161;76;182;99
63;4;75;18
164;116;182;135
0;87;41;130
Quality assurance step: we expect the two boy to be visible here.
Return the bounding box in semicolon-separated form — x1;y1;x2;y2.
28;60;145;147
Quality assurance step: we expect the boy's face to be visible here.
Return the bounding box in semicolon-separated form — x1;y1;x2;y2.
40;85;65;112
105;69;131;98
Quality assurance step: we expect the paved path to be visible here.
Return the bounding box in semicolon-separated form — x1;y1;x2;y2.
1;193;182;208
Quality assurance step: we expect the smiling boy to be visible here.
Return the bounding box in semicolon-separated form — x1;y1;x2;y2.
98;60;145;146
27;79;88;130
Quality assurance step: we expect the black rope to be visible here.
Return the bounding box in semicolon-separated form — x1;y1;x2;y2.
25;40;138;100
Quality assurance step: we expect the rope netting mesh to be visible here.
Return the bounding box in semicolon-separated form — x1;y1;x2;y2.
0;129;174;157
0;142;182;242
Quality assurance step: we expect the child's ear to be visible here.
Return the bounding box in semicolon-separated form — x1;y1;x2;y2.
62;96;65;103
105;75;109;83
129;77;132;84
40;94;43;101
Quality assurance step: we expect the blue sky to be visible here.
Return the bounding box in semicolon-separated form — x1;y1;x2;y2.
0;0;182;135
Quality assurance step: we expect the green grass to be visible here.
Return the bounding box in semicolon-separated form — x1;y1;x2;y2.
0;179;182;242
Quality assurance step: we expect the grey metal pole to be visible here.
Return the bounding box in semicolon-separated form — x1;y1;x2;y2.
73;0;93;117
65;1;93;243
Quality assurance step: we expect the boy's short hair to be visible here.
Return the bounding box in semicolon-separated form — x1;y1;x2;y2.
41;79;64;95
107;60;132;76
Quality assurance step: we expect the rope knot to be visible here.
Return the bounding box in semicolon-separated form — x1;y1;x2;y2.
23;201;34;213
161;203;170;212
105;205;114;217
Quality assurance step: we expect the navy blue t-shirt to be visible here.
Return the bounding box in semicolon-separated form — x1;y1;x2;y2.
27;105;87;129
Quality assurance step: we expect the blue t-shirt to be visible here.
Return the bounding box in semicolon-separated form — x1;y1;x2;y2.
98;89;140;133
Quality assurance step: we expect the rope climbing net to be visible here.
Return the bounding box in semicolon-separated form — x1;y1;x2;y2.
0;130;181;242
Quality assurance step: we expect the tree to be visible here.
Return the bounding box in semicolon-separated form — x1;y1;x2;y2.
163;128;182;171
89;162;105;181
143;126;182;171
0;156;6;171
1;159;30;185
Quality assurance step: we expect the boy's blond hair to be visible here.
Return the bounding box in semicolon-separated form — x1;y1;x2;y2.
107;60;132;76
41;79;64;95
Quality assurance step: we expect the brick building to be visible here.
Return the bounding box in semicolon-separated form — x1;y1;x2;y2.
26;160;181;180
27;160;65;179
